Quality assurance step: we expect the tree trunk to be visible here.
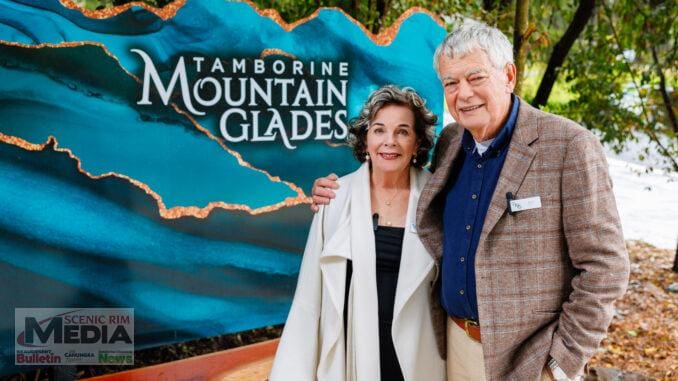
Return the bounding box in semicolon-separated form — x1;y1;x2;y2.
368;0;379;34
651;46;678;139
532;0;596;108
513;0;530;96
375;0;391;33
673;240;678;273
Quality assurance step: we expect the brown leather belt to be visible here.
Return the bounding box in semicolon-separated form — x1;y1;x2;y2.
452;317;481;343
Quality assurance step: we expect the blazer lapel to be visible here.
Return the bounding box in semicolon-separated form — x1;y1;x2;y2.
417;126;463;261
479;100;540;243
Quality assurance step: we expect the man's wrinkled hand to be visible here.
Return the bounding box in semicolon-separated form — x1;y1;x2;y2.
310;173;339;212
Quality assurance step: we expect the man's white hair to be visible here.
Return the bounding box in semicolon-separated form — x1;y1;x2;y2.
433;19;514;76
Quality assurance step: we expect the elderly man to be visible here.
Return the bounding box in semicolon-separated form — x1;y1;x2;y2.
311;19;629;381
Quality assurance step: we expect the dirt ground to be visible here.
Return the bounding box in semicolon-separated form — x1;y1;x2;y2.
588;241;677;381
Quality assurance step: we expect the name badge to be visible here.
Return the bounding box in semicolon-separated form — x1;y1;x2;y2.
509;196;541;213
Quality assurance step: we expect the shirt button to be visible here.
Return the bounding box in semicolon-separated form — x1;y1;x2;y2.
471;194;478;200
465;225;471;231
477;163;483;169
460;257;465;263
459;290;465;295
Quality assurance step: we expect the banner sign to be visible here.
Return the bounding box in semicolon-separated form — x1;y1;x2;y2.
0;0;446;375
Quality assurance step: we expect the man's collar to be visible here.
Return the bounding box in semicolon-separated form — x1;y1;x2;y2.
489;94;519;152
462;94;520;156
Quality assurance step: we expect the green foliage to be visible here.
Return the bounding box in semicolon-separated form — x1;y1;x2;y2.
521;64;576;106
561;0;677;170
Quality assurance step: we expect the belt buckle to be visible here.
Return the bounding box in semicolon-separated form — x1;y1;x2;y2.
464;319;478;340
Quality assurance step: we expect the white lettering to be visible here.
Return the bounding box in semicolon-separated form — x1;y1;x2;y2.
131;49;203;115
315;110;333;139
223;78;247;106
251;111;275;141
274;78;295;106
272;60;285;75
291;110;313;140
292;80;314;106
333;110;348;139
315;79;325;106
264;108;295;149
254;59;265;74
193;77;221;107
321;61;332;76
193;56;204;72
219;109;248;142
232;58;246;74
339;62;349;76
327;80;347;107
210;58;225;73
292;60;303;75
249;78;273;106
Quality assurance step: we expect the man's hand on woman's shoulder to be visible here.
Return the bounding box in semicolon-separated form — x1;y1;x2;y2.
310;173;339;212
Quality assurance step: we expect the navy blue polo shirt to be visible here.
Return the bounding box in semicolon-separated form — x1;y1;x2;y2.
441;96;519;321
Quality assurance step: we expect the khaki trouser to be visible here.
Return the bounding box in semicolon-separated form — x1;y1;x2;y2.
446;317;554;381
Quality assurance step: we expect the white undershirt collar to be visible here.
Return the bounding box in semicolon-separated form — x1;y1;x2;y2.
474;138;495;156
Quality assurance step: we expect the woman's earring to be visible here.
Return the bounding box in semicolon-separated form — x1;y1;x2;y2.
412;156;417;164
365;153;370;161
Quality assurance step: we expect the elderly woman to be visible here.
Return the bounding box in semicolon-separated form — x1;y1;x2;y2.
270;85;445;381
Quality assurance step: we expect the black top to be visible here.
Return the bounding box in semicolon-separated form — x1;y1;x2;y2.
344;226;405;381
375;226;405;381
375;226;405;323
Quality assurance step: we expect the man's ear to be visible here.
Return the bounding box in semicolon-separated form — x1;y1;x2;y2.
504;63;517;93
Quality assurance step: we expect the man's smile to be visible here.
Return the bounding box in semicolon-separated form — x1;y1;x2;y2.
459;104;484;112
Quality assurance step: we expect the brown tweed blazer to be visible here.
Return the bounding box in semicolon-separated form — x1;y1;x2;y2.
416;99;630;381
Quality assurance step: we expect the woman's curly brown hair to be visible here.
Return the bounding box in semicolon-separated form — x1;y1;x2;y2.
347;85;437;168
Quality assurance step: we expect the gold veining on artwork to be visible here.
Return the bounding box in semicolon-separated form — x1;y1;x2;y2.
0;133;311;219
59;0;185;20
0;41;311;218
168;103;308;200
260;48;297;60
325;141;349;147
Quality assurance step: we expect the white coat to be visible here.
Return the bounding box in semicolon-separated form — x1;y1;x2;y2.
269;163;445;381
